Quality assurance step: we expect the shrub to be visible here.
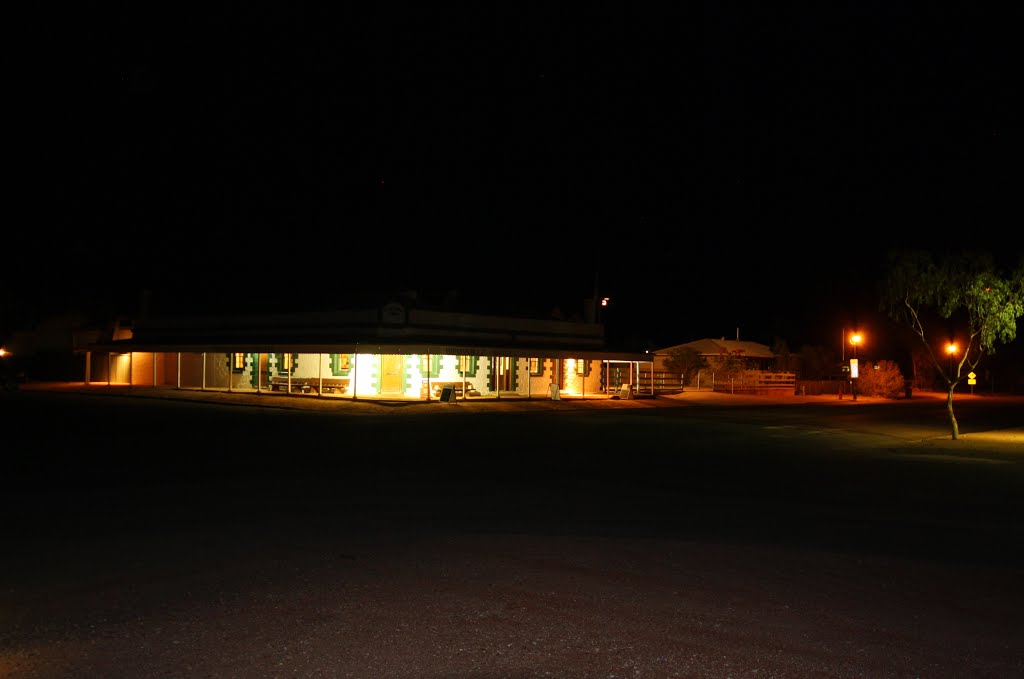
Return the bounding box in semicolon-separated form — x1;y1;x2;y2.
857;360;906;398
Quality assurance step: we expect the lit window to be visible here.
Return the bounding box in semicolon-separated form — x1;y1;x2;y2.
228;353;249;374
529;357;542;375
420;354;442;378
458;355;480;377
330;353;350;375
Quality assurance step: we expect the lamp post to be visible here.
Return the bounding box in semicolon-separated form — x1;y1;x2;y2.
946;342;957;382
850;332;862;401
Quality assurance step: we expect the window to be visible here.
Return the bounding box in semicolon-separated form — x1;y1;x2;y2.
230;353;246;373
576;359;590;376
279;353;295;373
330;353;350;375
420;354;442;378
458;355;479;377
529;357;543;375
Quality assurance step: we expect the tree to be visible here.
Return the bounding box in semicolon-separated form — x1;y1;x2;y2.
880;250;1024;439
771;337;799;372
663;346;707;387
797;344;837;380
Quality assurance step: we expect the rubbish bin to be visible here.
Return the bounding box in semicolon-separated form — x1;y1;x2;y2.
549;384;560;400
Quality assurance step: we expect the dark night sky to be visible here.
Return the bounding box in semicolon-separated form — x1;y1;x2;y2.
11;4;1023;358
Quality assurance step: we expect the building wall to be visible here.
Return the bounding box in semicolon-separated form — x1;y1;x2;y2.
178;353;204;388
130;352;153;385
125;351;633;399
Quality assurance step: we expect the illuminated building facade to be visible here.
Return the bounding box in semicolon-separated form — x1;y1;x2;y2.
75;302;653;401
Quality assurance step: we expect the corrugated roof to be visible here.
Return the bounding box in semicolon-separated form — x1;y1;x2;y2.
79;305;651;362
653;338;775;358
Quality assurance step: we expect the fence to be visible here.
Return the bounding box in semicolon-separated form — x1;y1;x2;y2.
795;378;849;396
640;370;796;394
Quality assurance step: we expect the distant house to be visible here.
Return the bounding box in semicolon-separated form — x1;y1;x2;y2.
648;337;788;392
652;338;777;374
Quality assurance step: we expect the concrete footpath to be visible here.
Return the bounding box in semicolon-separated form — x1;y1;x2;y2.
17;380;894;412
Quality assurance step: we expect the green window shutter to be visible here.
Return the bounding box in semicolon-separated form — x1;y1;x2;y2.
458;356;479;378
417;354;441;380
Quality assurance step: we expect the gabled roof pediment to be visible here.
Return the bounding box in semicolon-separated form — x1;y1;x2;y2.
653;338;775;359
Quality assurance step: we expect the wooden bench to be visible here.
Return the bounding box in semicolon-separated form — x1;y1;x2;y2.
318;378;349;394
269;376;349;394
430;381;480;398
269;376;312;393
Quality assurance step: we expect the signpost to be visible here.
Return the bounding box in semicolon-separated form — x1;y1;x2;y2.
850;358;859;401
968;371;976;395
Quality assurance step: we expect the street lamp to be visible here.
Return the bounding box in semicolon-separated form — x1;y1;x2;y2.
850;332;862;401
946;342;957;380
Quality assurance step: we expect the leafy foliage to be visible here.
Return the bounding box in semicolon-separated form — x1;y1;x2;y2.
797;344;838;380
880;250;1024;438
663;346;707;386
718;350;749;375
771;337;799;372
857;360;906;399
881;251;1024;376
